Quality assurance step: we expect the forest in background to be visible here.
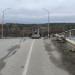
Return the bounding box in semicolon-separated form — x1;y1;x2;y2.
0;23;75;37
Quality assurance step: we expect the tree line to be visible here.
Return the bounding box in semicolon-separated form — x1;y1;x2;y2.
0;23;75;37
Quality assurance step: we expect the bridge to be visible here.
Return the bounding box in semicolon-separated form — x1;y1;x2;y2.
0;28;75;75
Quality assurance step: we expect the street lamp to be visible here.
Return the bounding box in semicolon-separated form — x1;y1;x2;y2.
43;8;50;38
1;8;11;39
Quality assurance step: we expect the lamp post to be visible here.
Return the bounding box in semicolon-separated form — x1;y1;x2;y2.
43;8;50;38
1;8;10;39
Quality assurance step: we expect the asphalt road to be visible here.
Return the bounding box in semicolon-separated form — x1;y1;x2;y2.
0;38;72;75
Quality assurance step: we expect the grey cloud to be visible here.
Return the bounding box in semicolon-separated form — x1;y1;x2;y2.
0;0;75;23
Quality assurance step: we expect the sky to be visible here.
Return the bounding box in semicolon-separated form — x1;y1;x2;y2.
0;0;75;24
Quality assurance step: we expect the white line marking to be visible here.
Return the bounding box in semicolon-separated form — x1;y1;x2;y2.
22;39;35;75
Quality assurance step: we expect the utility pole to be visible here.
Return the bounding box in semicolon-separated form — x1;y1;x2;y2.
48;11;50;38
1;8;10;39
2;10;4;39
43;8;50;38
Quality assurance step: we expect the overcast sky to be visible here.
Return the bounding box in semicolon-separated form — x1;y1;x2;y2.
0;0;75;24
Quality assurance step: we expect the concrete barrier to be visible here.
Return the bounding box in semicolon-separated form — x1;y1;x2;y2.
66;38;75;51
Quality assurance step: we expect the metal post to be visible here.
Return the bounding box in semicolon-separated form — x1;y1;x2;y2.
43;8;50;38
2;11;4;39
1;8;10;39
48;11;50;38
69;30;71;39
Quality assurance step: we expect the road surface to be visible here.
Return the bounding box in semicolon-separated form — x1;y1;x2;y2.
0;38;72;75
